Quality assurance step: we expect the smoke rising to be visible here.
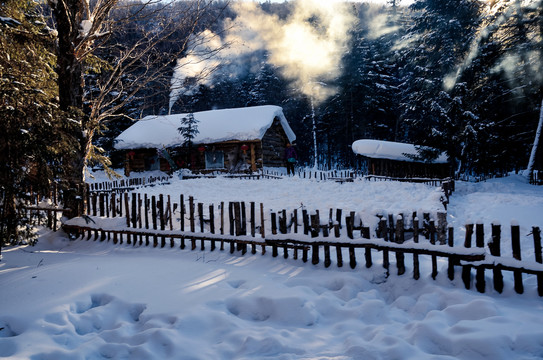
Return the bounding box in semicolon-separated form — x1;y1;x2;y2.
443;0;542;92
169;0;357;112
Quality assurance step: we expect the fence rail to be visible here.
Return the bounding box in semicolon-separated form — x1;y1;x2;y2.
60;190;543;297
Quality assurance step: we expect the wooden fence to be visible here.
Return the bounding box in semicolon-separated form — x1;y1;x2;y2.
89;175;171;193
61;191;543;297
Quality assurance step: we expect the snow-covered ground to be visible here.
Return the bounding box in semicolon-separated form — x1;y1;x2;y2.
1;173;543;359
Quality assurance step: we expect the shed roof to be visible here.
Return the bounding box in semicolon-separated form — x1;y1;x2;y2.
114;105;296;150
352;139;448;164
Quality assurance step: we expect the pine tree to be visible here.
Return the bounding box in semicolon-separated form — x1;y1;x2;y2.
397;0;483;174
178;113;200;148
178;113;199;168
0;0;73;244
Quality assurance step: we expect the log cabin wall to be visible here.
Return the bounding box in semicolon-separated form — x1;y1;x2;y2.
366;157;449;178
164;140;262;173
261;117;289;167
126;149;161;173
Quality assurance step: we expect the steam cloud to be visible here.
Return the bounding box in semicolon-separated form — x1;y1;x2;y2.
443;0;542;91
169;0;357;112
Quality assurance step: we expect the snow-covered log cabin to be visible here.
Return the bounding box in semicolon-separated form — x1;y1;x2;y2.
352;139;450;179
114;105;296;175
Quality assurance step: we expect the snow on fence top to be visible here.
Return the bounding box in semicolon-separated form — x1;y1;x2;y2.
352;139;448;164
114;105;296;150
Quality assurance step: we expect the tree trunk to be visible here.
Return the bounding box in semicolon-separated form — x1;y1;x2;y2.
2;191;19;244
52;0;84;111
51;0;87;218
526;98;543;179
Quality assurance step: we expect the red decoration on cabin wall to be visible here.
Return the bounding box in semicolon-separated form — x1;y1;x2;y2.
241;144;249;154
198;146;206;152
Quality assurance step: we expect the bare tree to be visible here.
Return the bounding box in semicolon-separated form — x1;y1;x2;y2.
46;0;226;217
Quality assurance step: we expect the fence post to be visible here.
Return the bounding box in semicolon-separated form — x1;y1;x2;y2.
124;193;130;228
180;195;185;232
241;202;247;236
209;204;216;251
511;222;524;294
302;209;309;235
361;226;371;268
260;203;266;255
250;202;256;237
234;202;242;238
323;224;331;268
228;203;235;254
348;245;356;269
282;214;289;259
310;212;320;238
475;223;485;293
159;194;165;248
198;203;205;251
490;222;503;293
293;209;298;234
335;222;343;268
378;216;389;274
231;202;239;237
132;193;138;246
151;196;157;247
135;194;141;245
532;226;543;296
447;226;454;280
430;219;438;279
437;211;447;245
413;216;420;280
388;214;395;243
234;203;246;254
167;195;173;232
189;196;195;233
310;212;320;264
395;214;405;276
336;208;342;229
144;194;149;246
462;223;474;289
99;193;105;217
279;209;287;234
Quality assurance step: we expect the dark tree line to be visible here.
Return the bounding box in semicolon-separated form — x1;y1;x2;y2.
166;0;542;175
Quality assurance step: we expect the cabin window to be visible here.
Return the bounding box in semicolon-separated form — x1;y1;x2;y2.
205;151;224;169
144;154;159;171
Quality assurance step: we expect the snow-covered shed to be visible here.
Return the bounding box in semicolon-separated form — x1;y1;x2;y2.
114;105;296;174
352;139;450;179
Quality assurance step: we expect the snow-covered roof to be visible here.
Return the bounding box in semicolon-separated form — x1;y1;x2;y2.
352;139;448;163
114;105;296;150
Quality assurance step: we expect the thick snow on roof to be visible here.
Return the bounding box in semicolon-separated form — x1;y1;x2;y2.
114;105;296;150
352;139;448;163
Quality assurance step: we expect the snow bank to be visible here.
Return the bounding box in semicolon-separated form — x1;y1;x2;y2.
1;231;543;360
